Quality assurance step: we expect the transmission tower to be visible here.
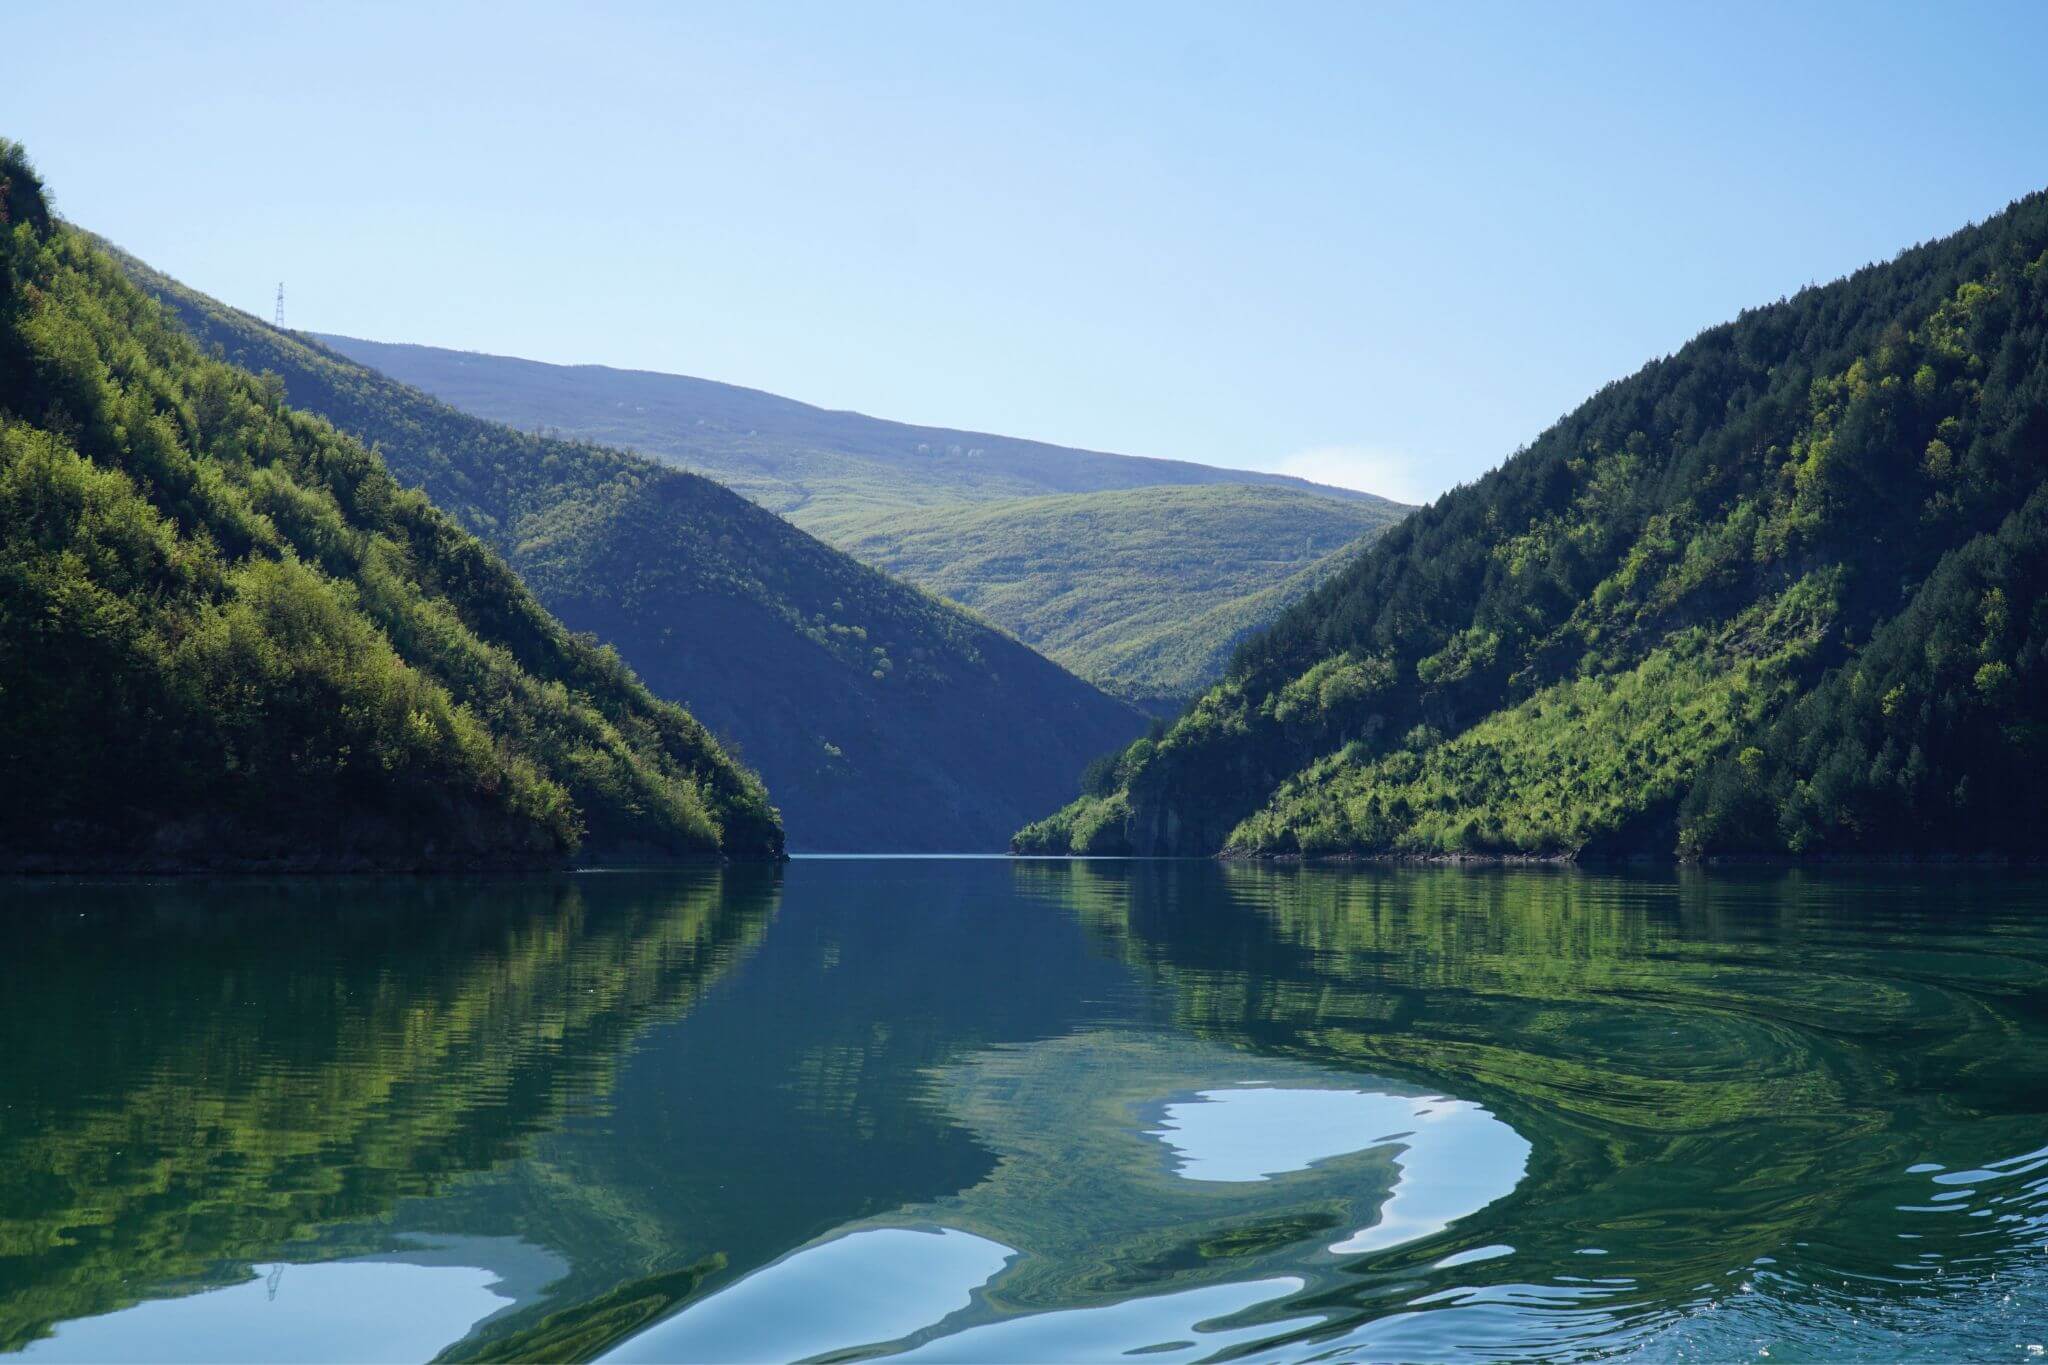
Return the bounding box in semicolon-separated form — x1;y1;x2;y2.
274;282;285;328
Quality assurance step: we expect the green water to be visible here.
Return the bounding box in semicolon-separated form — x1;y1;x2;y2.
1;861;2044;1362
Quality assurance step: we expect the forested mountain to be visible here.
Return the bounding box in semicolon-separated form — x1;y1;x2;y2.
834;485;1406;709
310;334;1378;528
122;252;1144;851
0;142;778;870
1019;188;2048;860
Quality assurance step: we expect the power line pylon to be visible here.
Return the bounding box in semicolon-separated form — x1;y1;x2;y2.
274;282;285;329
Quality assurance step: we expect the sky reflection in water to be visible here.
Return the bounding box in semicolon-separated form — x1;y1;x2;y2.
1;862;2045;1361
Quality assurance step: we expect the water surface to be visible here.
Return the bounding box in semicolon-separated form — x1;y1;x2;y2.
2;862;2044;1361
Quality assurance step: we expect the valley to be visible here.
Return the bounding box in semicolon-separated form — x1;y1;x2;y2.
7;9;2048;1363
314;334;1412;706
114;247;1147;853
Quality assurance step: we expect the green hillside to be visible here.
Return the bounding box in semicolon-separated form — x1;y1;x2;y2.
1019;188;2048;860
0;142;777;870
309;334;1382;528
831;485;1406;708
120;252;1143;851
304;339;1411;709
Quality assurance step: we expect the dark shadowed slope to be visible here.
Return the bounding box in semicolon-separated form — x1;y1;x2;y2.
118;254;1143;851
310;334;1384;529
1020;188;2048;860
0;142;778;868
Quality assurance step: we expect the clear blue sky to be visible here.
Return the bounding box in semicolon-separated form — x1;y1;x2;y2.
12;1;2048;502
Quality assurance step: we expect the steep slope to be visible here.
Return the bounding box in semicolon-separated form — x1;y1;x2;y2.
121;256;1144;851
0;142;778;868
833;485;1407;708
1019;189;2048;860
310;334;1381;528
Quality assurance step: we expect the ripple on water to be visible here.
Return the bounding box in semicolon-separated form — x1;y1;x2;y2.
15;865;2048;1363
606;1064;1539;1362
1145;1082;1533;1260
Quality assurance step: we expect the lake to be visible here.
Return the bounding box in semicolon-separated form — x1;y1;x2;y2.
2;860;2044;1362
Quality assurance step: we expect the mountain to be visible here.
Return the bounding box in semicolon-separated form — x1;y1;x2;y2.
832;485;1407;709
309;334;1382;528
1018;189;2048;860
120;255;1144;852
306;338;1414;709
0;141;778;869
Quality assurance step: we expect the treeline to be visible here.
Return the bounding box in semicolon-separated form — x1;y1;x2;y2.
1020;185;2048;859
0;140;779;867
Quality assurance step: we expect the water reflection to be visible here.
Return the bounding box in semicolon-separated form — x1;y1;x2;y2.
1019;861;2048;1359
613;1034;1533;1363
605;1229;1015;1364
1;861;2045;1361
1151;1086;1430;1183
0;871;774;1357
1145;1084;1530;1256
19;1241;545;1364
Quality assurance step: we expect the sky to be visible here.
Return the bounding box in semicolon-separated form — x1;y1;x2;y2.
11;1;2048;504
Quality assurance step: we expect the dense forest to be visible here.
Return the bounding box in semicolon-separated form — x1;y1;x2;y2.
0;142;779;869
833;485;1406;709
1019;187;2048;859
120;253;1144;850
311;334;1376;529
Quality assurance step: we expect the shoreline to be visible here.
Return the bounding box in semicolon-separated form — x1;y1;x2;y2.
1221;849;2048;869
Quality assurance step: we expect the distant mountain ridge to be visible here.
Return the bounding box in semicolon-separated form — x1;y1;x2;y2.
310;334;1380;526
309;335;1413;703
119;252;1144;851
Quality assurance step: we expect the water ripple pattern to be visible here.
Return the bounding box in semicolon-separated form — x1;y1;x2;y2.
3;862;2046;1361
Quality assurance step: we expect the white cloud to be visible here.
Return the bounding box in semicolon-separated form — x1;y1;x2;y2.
1267;445;1444;506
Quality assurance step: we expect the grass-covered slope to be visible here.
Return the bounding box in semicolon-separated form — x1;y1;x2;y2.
309;334;1382;528
1019;189;2048;860
303;339;1411;714
832;485;1407;708
122;257;1144;851
0;144;778;868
